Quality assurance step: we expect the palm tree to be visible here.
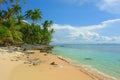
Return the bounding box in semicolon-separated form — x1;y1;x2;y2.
41;20;54;45
32;9;42;23
1;18;23;45
11;4;24;24
0;0;26;21
25;9;42;24
12;4;21;17
25;9;32;20
0;10;7;22
17;14;24;24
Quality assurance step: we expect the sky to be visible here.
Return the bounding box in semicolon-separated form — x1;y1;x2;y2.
3;0;120;44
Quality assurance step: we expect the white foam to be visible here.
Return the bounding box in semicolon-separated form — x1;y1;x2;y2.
81;65;118;80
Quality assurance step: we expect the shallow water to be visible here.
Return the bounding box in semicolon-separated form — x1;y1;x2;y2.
52;44;120;80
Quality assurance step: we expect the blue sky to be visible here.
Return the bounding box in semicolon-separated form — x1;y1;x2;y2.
23;0;120;26
3;0;120;44
24;0;120;44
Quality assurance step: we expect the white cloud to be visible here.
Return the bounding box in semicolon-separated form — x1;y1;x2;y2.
52;19;120;44
97;0;120;14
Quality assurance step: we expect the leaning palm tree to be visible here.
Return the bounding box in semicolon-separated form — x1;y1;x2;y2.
41;20;54;45
0;0;26;21
12;4;21;17
25;9;42;24
4;4;21;20
25;9;32;20
11;4;24;24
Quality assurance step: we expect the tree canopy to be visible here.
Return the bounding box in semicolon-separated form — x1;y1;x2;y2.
0;1;54;46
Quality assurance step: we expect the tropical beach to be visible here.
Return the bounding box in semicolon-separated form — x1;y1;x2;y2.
0;0;120;80
0;47;115;80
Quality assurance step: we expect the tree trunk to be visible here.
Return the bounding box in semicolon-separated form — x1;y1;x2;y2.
4;4;17;19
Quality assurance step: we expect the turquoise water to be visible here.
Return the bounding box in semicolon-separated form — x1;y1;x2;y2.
52;44;120;80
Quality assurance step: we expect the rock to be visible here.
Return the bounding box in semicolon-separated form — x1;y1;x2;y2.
0;44;54;54
24;61;32;64
14;47;19;51
20;44;53;53
50;62;57;65
26;56;29;58
32;62;36;66
15;59;18;61
23;48;27;51
25;51;34;54
44;54;47;56
32;59;41;66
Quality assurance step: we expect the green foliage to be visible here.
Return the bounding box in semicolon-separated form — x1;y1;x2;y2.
41;20;54;45
25;9;42;23
0;25;13;45
0;1;54;46
0;25;9;42
21;24;41;44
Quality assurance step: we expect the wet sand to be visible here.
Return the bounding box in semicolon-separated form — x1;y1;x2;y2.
0;48;115;80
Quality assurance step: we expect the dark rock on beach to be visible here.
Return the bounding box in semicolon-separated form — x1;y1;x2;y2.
20;44;53;53
50;62;57;65
0;44;54;54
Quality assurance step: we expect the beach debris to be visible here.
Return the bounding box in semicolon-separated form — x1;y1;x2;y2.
32;58;41;66
24;61;31;64
50;62;57;65
57;57;70;64
25;50;34;54
26;56;29;58
20;44;53;53
13;47;20;51
10;59;19;61
24;58;41;66
23;48;27;51
44;54;47;56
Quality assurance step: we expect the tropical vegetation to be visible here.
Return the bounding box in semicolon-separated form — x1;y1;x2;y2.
0;0;54;46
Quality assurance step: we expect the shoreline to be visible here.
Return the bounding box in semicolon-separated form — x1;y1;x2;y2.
0;47;116;80
56;55;117;80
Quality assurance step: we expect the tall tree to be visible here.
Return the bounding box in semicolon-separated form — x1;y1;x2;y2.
0;10;7;21
17;14;24;24
25;9;42;24
12;4;21;17
41;20;54;45
12;4;24;24
0;0;26;22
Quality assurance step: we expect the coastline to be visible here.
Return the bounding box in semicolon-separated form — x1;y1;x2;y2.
0;47;116;80
56;55;117;80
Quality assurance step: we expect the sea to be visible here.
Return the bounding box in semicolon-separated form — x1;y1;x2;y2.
52;44;120;80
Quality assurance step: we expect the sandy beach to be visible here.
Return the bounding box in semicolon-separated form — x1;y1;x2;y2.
0;47;115;80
